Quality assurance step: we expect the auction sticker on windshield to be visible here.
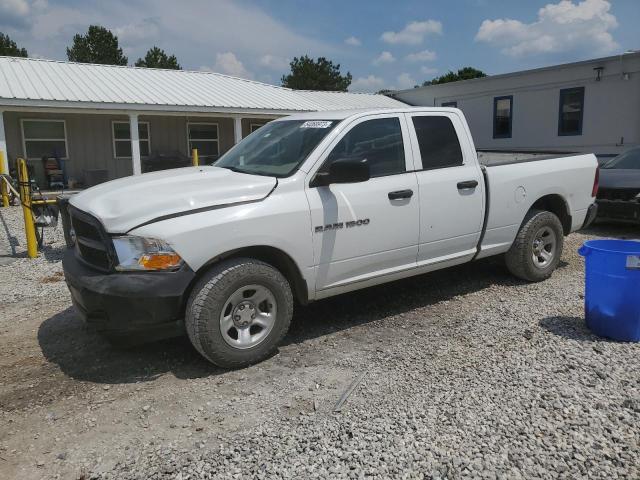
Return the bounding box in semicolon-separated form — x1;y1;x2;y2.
300;121;333;129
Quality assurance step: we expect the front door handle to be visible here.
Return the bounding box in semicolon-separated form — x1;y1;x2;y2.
457;180;479;190
388;189;414;200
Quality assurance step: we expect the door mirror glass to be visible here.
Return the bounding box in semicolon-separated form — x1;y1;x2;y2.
330;159;370;184
313;159;370;186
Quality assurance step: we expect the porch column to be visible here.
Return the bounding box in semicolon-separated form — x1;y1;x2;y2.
0;111;8;175
129;113;142;175
233;116;243;144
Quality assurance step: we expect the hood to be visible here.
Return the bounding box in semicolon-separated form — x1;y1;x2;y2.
599;169;640;189
70;166;277;233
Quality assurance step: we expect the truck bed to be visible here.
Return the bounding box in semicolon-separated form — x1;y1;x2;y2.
476;151;598;261
477;150;579;167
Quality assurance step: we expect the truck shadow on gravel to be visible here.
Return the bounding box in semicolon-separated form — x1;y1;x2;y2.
283;256;534;346
37;307;220;384
38;256;532;385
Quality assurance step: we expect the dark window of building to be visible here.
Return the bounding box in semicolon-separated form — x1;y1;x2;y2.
558;87;585;136
442;101;457;108
493;96;513;139
324;117;405;178
112;121;150;158
22;119;68;159
411;116;463;170
188;123;219;160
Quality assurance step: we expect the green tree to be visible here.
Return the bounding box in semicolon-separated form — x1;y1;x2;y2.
135;46;181;69
281;55;352;91
0;32;28;57
423;67;487;86
66;25;128;65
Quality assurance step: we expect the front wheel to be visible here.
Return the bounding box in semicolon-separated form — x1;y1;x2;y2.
186;258;293;368
505;209;564;282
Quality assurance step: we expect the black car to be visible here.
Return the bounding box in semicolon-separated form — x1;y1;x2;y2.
596;146;640;224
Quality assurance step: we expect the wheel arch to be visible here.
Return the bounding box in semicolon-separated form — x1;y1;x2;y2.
185;245;309;307
529;194;572;235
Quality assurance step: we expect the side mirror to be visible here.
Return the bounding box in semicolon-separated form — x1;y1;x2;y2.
312;159;370;187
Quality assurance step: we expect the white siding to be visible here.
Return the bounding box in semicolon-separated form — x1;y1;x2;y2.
392;52;640;155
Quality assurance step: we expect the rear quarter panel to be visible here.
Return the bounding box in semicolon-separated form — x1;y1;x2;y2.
477;154;597;259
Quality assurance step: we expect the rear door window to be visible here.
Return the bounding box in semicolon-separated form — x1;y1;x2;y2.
324;117;406;178
411;116;463;170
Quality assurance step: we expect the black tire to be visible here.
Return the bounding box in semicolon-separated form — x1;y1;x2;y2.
185;258;293;368
505;209;564;282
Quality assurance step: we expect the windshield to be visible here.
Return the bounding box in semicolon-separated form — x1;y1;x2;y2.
603;147;640;170
214;120;338;177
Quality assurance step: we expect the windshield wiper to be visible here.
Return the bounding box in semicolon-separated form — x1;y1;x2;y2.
218;165;248;174
218;164;275;177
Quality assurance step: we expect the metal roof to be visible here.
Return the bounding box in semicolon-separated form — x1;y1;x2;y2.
0;57;404;114
391;50;640;95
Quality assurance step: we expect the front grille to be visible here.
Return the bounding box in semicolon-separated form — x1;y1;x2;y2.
77;240;111;270
72;215;103;242
597;188;640;202
70;207;113;271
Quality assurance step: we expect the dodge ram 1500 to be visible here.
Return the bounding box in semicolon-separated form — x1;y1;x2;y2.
62;107;599;367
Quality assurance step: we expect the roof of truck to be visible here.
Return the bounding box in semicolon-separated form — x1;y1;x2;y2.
275;106;459;121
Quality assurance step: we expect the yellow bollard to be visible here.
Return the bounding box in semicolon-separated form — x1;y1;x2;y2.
192;148;199;167
0;152;9;208
17;158;38;258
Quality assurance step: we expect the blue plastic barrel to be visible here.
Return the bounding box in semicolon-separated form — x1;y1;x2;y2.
578;240;640;341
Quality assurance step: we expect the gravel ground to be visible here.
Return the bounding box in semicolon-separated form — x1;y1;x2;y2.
0;204;639;480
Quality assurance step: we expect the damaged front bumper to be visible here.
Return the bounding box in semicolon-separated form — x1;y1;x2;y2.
62;248;195;341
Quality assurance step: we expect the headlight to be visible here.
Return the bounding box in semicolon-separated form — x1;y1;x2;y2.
112;236;183;271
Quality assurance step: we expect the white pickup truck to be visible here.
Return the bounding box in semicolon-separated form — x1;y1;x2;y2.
62;107;599;368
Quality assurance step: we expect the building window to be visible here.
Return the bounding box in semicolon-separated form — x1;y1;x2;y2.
442;101;457;108
411;116;463;170
493;96;513;139
112;121;150;158
21;119;68;159
250;123;264;133
188;123;219;160
558;87;585;136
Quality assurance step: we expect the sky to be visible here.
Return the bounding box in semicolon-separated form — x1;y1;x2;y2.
0;0;638;92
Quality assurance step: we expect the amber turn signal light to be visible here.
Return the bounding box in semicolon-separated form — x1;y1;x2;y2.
137;252;183;270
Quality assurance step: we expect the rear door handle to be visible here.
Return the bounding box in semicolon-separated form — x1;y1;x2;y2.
388;189;414;200
457;180;479;190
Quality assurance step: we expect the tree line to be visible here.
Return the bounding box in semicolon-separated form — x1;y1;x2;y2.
1;26;180;69
0;26;486;91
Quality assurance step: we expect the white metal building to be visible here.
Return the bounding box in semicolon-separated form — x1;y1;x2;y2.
391;51;640;160
0;56;404;186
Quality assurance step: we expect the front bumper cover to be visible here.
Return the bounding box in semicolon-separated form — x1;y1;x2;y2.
62;249;195;340
596;199;640;224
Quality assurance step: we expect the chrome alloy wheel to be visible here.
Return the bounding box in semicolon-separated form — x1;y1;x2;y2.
531;226;557;268
219;284;277;349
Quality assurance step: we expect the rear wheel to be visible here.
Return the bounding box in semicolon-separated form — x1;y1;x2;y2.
505;209;564;282
186;258;293;368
